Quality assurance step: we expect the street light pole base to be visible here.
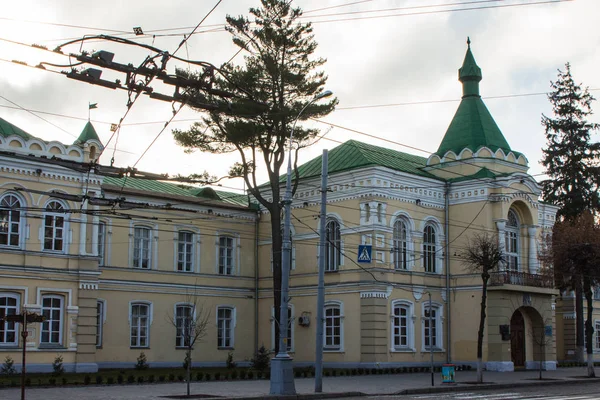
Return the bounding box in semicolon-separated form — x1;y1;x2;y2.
269;354;296;395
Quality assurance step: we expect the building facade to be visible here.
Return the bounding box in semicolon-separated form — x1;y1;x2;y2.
1;43;586;373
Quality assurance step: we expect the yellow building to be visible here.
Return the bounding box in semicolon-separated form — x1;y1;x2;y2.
0;43;578;373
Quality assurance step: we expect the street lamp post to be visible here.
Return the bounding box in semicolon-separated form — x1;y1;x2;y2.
270;90;333;395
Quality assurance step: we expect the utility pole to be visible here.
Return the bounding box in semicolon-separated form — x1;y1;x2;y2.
429;292;434;387
315;150;328;393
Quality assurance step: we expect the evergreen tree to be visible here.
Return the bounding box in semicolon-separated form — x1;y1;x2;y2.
173;0;337;353
541;62;600;219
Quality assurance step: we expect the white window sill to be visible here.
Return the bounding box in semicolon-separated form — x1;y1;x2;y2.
390;348;416;353
323;349;344;353
421;348;445;353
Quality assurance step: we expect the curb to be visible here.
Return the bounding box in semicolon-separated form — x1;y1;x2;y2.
213;392;366;400
395;377;600;395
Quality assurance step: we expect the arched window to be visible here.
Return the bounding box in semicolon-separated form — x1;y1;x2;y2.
325;219;341;272
423;225;436;273
0;194;22;247
506;209;519;271
43;201;65;252
393;219;408;270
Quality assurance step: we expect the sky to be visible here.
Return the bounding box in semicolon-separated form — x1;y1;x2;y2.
1;0;599;193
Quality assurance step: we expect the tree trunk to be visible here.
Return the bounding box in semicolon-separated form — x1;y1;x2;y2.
584;276;595;377
187;348;191;396
270;209;283;354
576;278;585;364
539;336;543;380
477;275;489;383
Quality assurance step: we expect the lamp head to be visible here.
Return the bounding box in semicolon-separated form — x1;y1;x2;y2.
313;90;333;101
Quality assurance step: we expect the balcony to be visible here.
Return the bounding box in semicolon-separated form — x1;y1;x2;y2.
489;270;554;289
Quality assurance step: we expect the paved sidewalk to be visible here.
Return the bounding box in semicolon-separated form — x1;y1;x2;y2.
1;367;598;400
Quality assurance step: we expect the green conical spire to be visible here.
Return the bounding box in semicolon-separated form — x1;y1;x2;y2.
458;37;482;98
74;121;101;145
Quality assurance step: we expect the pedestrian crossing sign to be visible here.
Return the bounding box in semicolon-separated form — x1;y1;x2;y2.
357;245;372;263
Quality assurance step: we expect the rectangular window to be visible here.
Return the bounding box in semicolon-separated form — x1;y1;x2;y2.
218;236;234;275
217;307;233;348
324;305;342;350
176;305;193;347
0;295;19;345
130;303;150;348
133;227;151;269
393;305;409;349
44;215;64;251
177;231;194;272
96;301;104;347
41;296;63;346
424;307;438;349
98;222;106;266
505;231;519;271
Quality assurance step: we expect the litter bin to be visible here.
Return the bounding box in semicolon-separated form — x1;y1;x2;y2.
441;364;455;384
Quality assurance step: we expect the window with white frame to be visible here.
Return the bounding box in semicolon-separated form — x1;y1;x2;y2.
217;306;234;348
323;302;343;351
393;219;409;270
43;201;66;252
96;300;104;347
325;219;341;272
218;236;235;275
176;304;193;347
0;194;22;247
423;225;436;273
98;221;106;266
505;210;519;271
391;300;414;351
177;231;194;272
130;303;150;348
41;295;63;346
422;303;443;350
271;305;293;352
0;293;20;345
133;226;151;269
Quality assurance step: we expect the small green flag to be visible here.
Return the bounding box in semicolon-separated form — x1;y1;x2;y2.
89;103;98;110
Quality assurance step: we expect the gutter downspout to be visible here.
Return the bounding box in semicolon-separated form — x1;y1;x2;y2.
445;182;451;363
254;210;260;357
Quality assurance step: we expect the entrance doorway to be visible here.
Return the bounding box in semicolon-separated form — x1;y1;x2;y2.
511;310;525;367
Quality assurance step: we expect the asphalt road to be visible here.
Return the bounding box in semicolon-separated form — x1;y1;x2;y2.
340;383;600;400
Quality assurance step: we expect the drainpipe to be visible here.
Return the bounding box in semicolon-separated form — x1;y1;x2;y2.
445;182;451;363
254;209;260;357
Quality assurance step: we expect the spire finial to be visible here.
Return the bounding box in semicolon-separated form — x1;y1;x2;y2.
467;36;471;48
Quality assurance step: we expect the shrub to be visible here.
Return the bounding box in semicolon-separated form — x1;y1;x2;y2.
214;372;221;381
135;352;149;370
137;376;144;384
205;373;211;381
84;375;91;385
107;377;114;385
127;375;135;384
324;370;330;377
177;375;184;382
265;371;270;380
247;371;253;379
52;355;64;376
10;380;17;387
226;352;237;369
251;345;271;373
358;368;364;375
117;374;124;384
25;378;31;386
295;370;301;378
231;370;238;379
49;378;56;386
96;375;103;384
168;373;175;382
159;375;165;382
240;369;247;379
148;374;155;383
196;372;204;381
1;356;17;375
332;370;337;377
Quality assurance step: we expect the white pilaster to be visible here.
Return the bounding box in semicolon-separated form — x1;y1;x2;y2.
528;225;538;274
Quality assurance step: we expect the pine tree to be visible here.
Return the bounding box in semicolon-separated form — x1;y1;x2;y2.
173;0;337;353
541;62;600;219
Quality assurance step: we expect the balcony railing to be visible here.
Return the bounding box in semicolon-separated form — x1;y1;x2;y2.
489;270;554;289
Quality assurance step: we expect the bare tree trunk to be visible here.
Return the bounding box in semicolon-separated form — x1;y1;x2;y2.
187;348;191;396
477;276;488;383
271;210;283;354
576;278;585;364
584;276;596;377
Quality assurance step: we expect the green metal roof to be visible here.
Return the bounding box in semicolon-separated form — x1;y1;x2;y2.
436;40;514;158
102;176;252;208
74;121;101;145
447;167;497;183
0;117;34;140
282;140;440;182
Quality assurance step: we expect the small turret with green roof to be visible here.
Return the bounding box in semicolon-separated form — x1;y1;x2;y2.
435;38;516;159
74;121;102;146
74;121;103;162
